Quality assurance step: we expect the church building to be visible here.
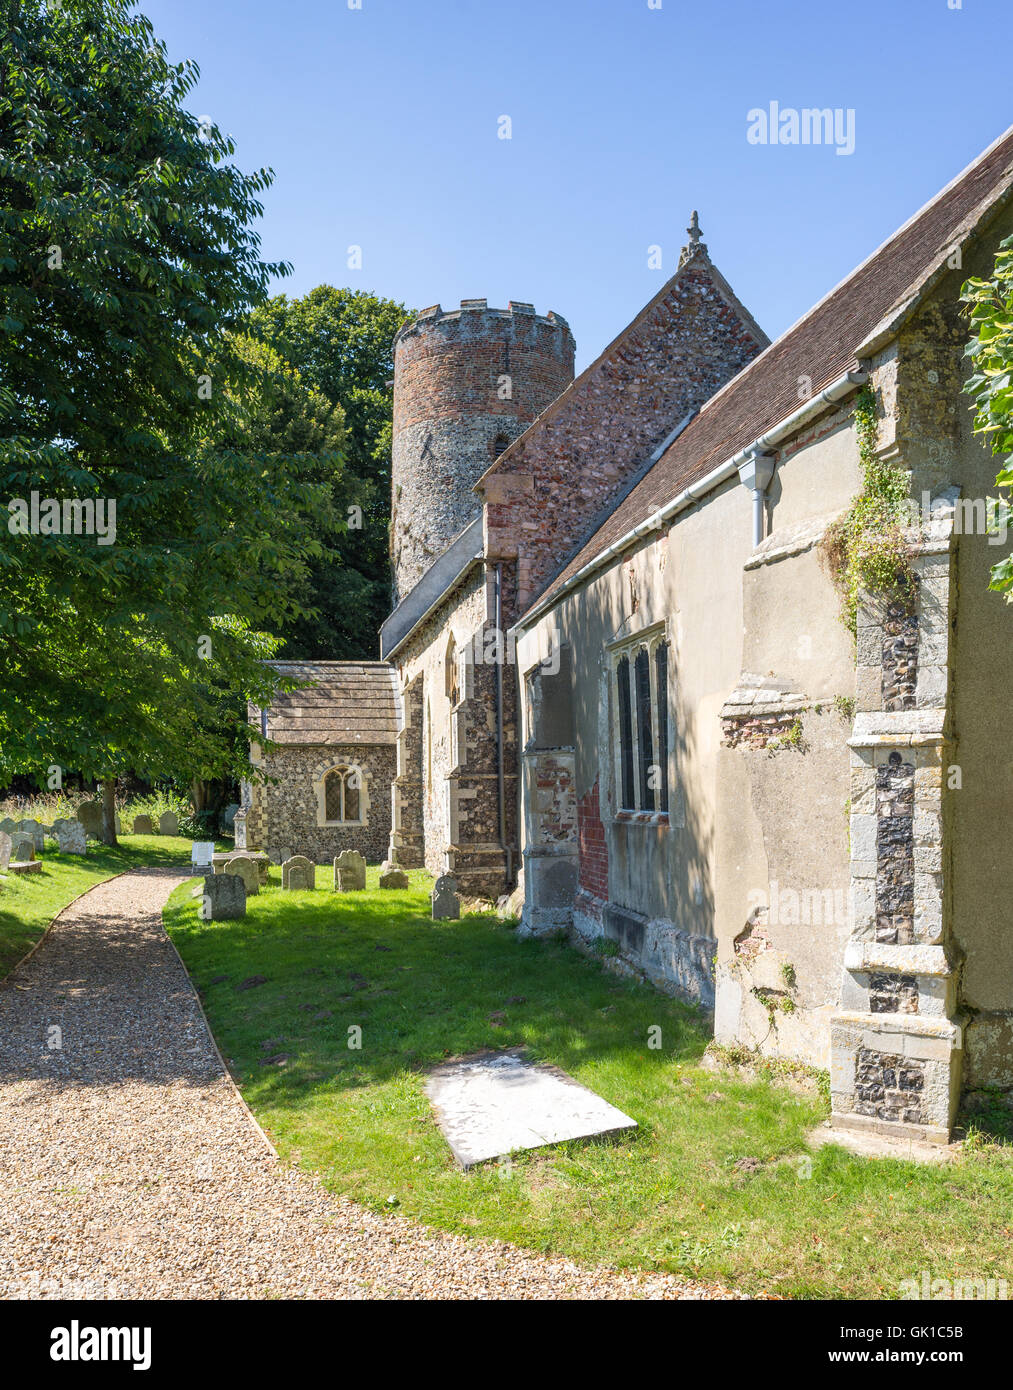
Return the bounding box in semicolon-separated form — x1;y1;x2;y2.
251;127;1013;1148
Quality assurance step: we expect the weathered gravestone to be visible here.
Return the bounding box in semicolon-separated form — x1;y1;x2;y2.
378;861;409;890
132;815;153;835
281;855;316;891
10;832;36;862
200;873;246;921
222;803;240;829
431;874;461;920
233;809;247;850
266;847;292;866
225;856;260;896
0;832;12;873
333;850;366;892
57;821;87;854
0;817;15;837
77;801;103;837
18;820;44;853
159;811;179;836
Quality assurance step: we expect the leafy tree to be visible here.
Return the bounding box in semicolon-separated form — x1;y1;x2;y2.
962;236;1013;599
0;0;334;841
249;285;411;656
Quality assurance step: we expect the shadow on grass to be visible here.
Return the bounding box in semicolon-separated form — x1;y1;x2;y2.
166;882;712;1101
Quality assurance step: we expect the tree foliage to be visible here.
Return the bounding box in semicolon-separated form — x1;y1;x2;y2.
0;0;336;835
249;285;410;657
962;234;1013;599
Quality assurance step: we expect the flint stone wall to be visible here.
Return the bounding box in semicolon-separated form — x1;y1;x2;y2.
249;743;394;865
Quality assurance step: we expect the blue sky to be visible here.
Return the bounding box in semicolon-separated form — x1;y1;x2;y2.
142;0;1011;370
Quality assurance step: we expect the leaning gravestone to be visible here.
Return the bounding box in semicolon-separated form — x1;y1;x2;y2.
431;874;461;920
282;855;316;891
132;814;153;835
18;819;44;854
0;817;17;840
378;861;409;890
225;856;260;896
57;821;87;855
333;850;366;892
159;810;179;836
77;801;103;837
0;831;12;873
11;832;36;862
200;874;246;921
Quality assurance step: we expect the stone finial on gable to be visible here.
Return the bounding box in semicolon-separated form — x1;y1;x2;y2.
678;210;709;268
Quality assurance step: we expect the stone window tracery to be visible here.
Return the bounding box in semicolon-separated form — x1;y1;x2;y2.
321;766;364;826
610;625;671;818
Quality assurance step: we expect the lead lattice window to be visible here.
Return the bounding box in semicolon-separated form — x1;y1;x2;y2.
322;766;363;825
610;626;670;816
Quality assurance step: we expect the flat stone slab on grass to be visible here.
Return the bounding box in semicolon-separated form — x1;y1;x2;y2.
425;1048;637;1168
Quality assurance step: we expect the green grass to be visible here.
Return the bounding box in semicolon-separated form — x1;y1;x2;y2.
0;834;193;978
163;868;1013;1299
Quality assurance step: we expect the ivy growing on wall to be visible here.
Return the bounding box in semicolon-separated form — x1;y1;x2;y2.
820;386;914;634
961;235;1013;601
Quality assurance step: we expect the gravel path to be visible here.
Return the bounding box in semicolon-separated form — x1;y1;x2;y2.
0;869;750;1300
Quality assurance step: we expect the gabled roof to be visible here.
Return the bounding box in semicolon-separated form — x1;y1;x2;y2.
258;662;400;746
525;125;1013;618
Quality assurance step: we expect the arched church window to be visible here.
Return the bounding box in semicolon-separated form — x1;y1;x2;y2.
323;765;363;825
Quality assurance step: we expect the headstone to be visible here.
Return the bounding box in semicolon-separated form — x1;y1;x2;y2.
132;815;153;835
233;809;247;850
431;874;460;920
77;800;103;836
10;832;36;862
267;847;292;866
425;1048;638;1168
18;819;44;853
378;861;409;890
334;850;366;891
159;810;179;836
191;841;215;870
225;856;260;896
282;855;316;891
56;821;87;854
200;873;247;921
0;817;16;838
222;803;240;829
0;832;12;872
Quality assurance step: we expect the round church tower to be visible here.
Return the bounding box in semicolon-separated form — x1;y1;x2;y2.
390;299;575;603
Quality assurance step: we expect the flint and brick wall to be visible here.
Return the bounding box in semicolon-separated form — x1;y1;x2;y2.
391;302;574;603
480;252;769;615
248;744;395;864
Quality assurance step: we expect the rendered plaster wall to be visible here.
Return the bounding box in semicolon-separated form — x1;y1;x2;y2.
516;405;863;1050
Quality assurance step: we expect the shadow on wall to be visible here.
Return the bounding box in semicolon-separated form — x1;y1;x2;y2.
533;577;717;1010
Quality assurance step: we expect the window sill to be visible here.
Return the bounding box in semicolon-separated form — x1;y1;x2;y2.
614;811;669;827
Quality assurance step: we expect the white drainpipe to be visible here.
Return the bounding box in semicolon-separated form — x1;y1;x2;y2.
736;448;776;548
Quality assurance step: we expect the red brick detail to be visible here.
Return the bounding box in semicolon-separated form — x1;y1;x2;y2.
479;256;767;616
577;778;608;899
